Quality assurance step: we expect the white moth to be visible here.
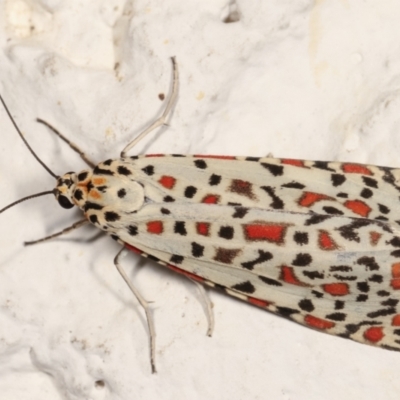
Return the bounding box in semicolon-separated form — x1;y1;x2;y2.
2;58;400;372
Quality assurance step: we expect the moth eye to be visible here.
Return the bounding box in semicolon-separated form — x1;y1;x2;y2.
58;195;74;209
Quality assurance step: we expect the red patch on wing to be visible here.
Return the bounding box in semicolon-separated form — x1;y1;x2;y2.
342;163;372;175
298;192;333;207
243;223;288;244
248;297;270;307
322;283;349;296
281;159;305;167
145;154;164;157
391;263;400;289
202;194;220;204
194;155;236;160
304;315;335;330
167;264;204;282
147;221;164;234
363;326;384;343
369;231;382;246
318;230;339;250
344;200;371;217
281;266;308;286
158;175;176;189
196;222;210;236
392;315;400;326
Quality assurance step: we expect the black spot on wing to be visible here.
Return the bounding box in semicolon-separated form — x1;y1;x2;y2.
128;225;138;236
191;242;204;257
194;159;207;169
292;253;312;266
231;281;255;294
104;211;120;222
362;176;378;188
170;255;184;264
93;166;114;176
209;174;221;186
260;186;284;209
218;226;234;240
326;312;346;321
331;174;346;186
260;163;283;176
174;221;187;236
142;165;154;176
298;299;314;312
117;166;132;176
258;275;282;286
360;188;373;198
293;231;308;245
184;186;197;198
304;214;331;225
232;207;248;218
281;181;305;189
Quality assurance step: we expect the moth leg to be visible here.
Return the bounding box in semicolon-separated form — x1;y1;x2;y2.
36;118;96;168
189;279;215;337
24;219;88;245
114;247;156;373
120;57;179;157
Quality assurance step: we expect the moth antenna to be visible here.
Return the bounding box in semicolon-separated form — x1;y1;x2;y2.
0;191;55;214
0;94;58;178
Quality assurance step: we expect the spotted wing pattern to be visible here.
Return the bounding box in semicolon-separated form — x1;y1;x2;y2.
72;155;400;351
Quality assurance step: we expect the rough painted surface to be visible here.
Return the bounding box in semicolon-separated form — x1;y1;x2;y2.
1;1;400;399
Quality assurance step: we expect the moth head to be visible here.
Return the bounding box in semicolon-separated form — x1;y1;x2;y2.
54;172;77;209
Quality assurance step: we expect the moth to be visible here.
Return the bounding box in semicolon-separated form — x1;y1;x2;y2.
2;58;400;373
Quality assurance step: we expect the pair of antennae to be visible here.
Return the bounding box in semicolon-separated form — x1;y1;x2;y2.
0;95;56;214
0;56;179;216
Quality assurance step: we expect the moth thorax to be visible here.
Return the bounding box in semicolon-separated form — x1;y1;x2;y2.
55;172;78;209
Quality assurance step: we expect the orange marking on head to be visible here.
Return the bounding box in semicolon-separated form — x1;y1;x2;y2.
248;297;270;307
342;163;372;175
343;200;371;217
363;326;384;343
93;178;106;185
158;175;176;189
369;231;382;246
318;230;339;250
196;222;210;236
281;266;308;286
202;194;220;204
392;315;400;326
147;221;164;234
298;192;333;207
244;223;288;243
281;159;305;167
322;283;349;296
89;190;101;200
304;315;335;330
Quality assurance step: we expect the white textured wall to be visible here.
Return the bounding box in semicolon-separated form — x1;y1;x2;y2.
1;1;400;399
